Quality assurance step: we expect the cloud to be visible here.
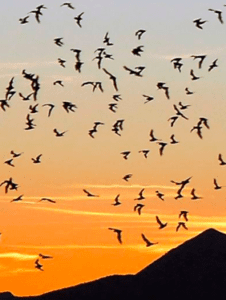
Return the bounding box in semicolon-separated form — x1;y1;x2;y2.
25;206;155;218
61;184;178;189
0;252;38;261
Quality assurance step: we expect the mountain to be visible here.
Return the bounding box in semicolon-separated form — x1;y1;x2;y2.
2;228;226;300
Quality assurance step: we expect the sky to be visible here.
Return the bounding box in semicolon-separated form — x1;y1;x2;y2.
1;0;226;296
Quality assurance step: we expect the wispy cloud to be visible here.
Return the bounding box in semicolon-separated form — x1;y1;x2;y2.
0;252;37;261
25;206;155;218
44;183;179;191
9;268;37;274
9;243;159;251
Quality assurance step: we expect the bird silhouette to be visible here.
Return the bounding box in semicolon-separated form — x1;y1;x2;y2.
171;176;192;196
156;82;170;99
29;104;39;114
193;18;207;29
42;104;55;117
132;45;144;56
11;195;23;202
53;129;68;137
191;55;206;69
10;182;19;192
10;151;23;158
5;77;15;100
4;159;14;167
170;134;179;144
103;51;114;60
121;151;131;160
83;189;99;197
198;117;210;129
39;253;53;259
123;174;132;182
0;178;17;193
134;203;145;215
53;80;64;87
208;59;218;72
19;16;29;24
35;259;43;271
185;87;194;95
173;104;188;120
54;38;64;47
103;32;113;46
74;12;84;27
158;142;167;156
31;75;40;101
214;178;224;190
39;198;56;203
190;69;200;80
190;124;203;139
175;191;184;200
134;188;145;201
209;9;223;24
141;234;158;247
218;154;226;165
112;119;124;136
135;29;146;40
89;122;104;138
176;222;188;232
172;61;183;72
75;61;84;73
19;92;34;101
102;68;118;91
32;154;42;164
82;81;95;91
108;103;118;113
29;9;43;23
92;52;104;68
71;49;82;60
156;191;164;201
108;228;122;244
36;5;47;11
191;188;202;200
143;95;154;103
123;66;145;77
150;129;161;142
113;94;122;101
62;101;77;113
156;216;167;229
61;2;75;9
22;69;35;81
138;150;150;158
58;58;66;68
179;211;189;221
93;82;104;92
112;194;121;206
171;57;182;63
0;99;10;111
178;102;191;110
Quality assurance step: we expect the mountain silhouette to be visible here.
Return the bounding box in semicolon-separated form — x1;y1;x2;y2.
2;228;226;300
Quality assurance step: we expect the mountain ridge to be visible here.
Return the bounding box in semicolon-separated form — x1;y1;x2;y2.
2;228;226;300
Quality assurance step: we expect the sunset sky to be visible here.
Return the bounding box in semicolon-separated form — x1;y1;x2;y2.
1;0;226;296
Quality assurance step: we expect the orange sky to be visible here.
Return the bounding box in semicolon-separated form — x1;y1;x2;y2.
1;0;226;296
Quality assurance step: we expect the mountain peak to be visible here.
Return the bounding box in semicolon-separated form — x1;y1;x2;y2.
4;228;226;300
138;228;226;277
0;292;14;299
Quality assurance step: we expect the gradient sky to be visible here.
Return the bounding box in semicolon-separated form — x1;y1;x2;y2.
1;0;226;296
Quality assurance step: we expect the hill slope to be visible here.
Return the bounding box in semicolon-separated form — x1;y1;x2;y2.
2;228;226;300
